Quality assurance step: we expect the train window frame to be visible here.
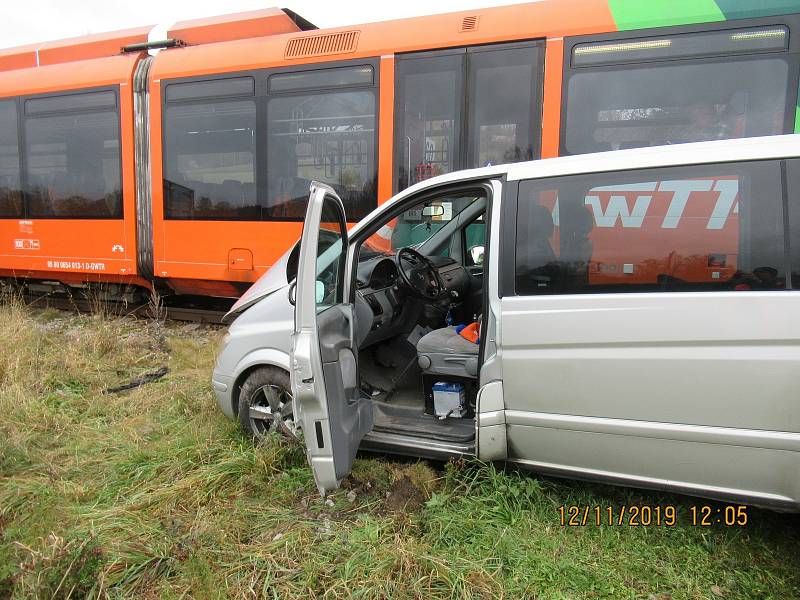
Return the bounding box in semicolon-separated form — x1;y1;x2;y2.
18;86;124;220
160;57;381;222
559;15;800;157
24;89;117;116
268;64;374;94
0;98;23;219
165;76;256;103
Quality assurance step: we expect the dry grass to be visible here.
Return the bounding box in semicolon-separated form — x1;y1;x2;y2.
0;296;799;599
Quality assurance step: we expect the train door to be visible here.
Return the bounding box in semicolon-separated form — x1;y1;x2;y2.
393;41;544;193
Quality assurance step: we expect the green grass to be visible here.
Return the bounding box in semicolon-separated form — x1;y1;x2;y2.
1;296;798;599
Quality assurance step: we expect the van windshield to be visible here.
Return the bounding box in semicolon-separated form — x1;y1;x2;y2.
363;193;484;255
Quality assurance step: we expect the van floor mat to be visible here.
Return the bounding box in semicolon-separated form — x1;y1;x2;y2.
371;401;475;443
374;336;416;368
360;339;419;400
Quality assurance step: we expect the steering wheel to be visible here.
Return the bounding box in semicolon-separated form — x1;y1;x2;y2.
396;247;444;300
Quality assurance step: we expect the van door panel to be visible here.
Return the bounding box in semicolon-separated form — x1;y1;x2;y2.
291;183;373;495
506;424;800;509
500;292;800;432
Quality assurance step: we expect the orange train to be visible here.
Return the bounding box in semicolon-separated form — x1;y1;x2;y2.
0;0;798;302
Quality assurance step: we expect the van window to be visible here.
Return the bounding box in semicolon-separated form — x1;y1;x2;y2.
163;100;258;220
514;160;786;295
0;100;21;218
25;102;122;219
464;216;486;266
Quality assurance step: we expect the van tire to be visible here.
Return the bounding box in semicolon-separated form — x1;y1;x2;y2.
237;367;298;441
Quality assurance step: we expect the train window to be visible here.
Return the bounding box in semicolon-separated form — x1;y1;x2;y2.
165;77;255;102
25;90;116;115
395;41;543;192
395;53;464;192
164;100;258;220
0;100;22;218
24;109;122;219
563;24;793;156
564;58;789;154
468;44;542;168
269;65;374;93
514;160;786;295
266;90;376;220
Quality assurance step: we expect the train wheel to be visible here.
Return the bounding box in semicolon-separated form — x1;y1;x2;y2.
237;367;298;441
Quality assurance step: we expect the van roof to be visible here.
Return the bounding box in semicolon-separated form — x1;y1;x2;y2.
399;134;800;198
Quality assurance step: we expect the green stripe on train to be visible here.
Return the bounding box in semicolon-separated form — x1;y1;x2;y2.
608;0;725;30
715;0;800;21
796;104;800;134
610;0;800;30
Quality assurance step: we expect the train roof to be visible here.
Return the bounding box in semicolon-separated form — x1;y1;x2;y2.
149;0;615;81
0;53;141;99
2;0;799;98
0;26;152;72
147;0;800;83
0;7;312;97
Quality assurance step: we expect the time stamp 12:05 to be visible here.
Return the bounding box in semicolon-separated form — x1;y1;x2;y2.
558;505;750;527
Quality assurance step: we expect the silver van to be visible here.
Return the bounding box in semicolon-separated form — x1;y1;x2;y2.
213;134;800;508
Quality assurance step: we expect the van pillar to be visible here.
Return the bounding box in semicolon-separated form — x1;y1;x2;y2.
476;380;507;461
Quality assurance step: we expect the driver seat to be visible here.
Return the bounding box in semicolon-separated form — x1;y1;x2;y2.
416;326;479;378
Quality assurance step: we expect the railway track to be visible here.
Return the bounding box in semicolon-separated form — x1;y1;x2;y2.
21;293;230;324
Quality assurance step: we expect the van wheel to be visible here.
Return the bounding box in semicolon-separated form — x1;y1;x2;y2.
238;367;298;441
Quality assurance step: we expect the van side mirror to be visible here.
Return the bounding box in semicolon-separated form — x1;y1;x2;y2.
288;279;325;305
316;280;325;304
469;245;485;266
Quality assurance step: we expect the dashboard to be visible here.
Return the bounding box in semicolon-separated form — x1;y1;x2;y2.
355;254;470;344
360;257;399;290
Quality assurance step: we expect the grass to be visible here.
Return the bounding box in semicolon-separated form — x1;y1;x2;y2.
0;294;798;599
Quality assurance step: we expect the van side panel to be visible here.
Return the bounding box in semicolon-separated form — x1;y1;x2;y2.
500;292;800;508
500;156;800;508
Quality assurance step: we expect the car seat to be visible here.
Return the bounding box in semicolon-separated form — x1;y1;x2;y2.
416;326;479;378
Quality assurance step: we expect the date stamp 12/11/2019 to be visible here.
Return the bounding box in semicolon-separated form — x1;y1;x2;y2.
558;504;749;527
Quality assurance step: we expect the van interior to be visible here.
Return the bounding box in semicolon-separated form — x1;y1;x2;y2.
344;189;489;449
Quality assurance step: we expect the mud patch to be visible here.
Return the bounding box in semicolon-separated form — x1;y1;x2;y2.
384;476;426;512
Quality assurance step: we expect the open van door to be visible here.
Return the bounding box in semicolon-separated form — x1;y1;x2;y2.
290;182;373;495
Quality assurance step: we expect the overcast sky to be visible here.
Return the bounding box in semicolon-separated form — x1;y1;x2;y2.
2;0;535;50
